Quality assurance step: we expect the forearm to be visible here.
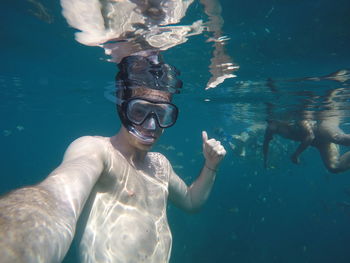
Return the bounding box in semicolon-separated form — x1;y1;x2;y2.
291;141;311;164
187;163;217;211
293;142;310;157
0;186;76;263
169;132;225;212
292;121;315;160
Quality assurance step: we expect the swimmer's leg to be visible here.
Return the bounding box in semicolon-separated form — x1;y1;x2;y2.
338;151;350;172
318;143;350;173
318;121;350;146
331;132;350;146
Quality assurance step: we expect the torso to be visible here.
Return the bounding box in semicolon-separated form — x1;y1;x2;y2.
78;138;172;263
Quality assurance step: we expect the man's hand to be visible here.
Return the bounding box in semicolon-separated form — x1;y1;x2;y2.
202;131;226;171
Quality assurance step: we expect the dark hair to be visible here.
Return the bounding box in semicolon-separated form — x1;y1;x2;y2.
115;54;182;101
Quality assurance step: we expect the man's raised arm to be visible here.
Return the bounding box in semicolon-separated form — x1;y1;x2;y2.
168;131;226;213
0;136;106;263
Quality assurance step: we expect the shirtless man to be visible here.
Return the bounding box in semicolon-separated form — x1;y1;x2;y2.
0;54;226;263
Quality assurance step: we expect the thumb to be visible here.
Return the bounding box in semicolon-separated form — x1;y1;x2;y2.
202;131;208;142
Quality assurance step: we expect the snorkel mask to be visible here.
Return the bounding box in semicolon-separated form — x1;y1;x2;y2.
115;53;182;143
122;97;178;128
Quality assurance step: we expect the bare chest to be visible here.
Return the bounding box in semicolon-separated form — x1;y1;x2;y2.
79;152;172;262
98;152;169;212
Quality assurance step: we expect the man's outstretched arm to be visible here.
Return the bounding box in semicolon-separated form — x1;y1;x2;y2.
168;131;226;213
0;136;105;263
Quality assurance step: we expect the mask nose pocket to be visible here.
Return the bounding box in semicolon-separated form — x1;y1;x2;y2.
142;114;157;130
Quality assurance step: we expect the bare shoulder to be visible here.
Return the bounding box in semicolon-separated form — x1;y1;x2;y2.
63;136;110;161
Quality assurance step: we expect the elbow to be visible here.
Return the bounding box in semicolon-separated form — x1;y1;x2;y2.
183;196;206;214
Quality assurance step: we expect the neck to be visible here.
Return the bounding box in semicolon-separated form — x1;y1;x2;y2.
111;127;148;167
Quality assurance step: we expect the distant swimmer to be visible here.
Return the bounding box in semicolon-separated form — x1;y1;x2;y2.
263;88;350;174
0;54;226;263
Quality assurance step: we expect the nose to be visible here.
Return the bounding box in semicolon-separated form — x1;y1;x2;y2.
142;115;157;130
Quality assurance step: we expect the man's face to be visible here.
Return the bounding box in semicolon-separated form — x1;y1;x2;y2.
124;88;175;150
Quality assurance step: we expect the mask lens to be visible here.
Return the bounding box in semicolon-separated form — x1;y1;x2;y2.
125;99;178;128
126;100;150;125
154;104;177;127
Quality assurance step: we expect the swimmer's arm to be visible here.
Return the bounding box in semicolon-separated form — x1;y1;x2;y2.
263;127;274;168
291;121;315;164
291;142;310;164
169;131;226;212
0;136;105;263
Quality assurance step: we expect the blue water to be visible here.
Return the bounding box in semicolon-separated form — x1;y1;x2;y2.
1;0;350;262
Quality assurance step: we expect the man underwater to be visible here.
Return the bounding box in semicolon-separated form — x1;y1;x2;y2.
0;54;226;263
